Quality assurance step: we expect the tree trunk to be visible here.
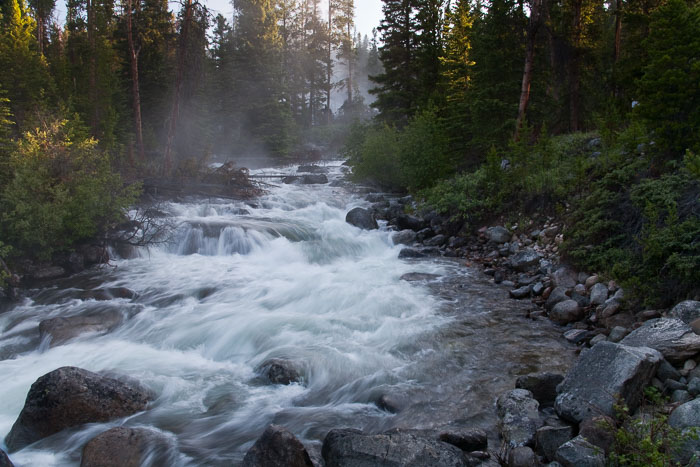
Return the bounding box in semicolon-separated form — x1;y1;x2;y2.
87;0;99;135
36;16;45;55
125;0;145;162
346;21;352;105
163;0;192;175
515;0;542;139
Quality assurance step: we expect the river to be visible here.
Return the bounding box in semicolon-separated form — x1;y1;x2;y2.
0;161;575;466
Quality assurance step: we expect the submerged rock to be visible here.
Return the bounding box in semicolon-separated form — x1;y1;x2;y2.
391;230;417;245
345;208;378;230
81;427;177;467
256;359;303;385
242;425;313;467
39;309;125;347
5;367;153;452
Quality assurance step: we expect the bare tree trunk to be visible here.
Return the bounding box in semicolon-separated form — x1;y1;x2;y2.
515;0;542;139
163;0;192;175
126;0;145;162
37;17;45;55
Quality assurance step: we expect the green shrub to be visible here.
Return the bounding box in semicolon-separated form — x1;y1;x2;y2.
0;117;140;259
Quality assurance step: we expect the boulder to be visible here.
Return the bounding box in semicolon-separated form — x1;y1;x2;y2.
578;415;615;454
497;389;541;448
620;318;700;363
584;275;599;289
554;342;662;423
396;214;426;232
376;393;409;413
256;359;303;385
4;367;152;452
535;425;575;462
545;287;569;311
607;326;629;343
398;248;426;259
668;399;700;465
509;286;531;299
551;267;577;289
554;435;605;467
669;301;700;325
81;427;176;467
321;429;473;467
31;266;66;281
589;283;608;306
438;429;488;452
507;446;537;467
515;373;564;407
510;250;541;272
563;329;591;344
39;310;125;347
345;208;378;230
391;230;417;245
486;226;510;244
549;300;583;325
242;425;313;467
0;450;13;467
424;234;447;247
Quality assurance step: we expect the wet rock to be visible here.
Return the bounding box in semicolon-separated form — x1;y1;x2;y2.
554;435;605;467
80;287;137;301
416;228;434;242
579;415;615;454
510;249;541;272
81;427;176;467
497;389;541;448
620;318;700;363
322;429;473;467
31;266;66;281
345;208;378;230
391;230;417;245
396;214;426;232
424;234;447;247
4;367;153;452
376;393;408;413
486;226;511;244
545;287;569;310
507;446;537;467
550;300;583;325
551;267;577;289
509;286;531;299
669;301;700;325
242;425;313;467
439;428;488;452
0;450;13;467
516;373;564;407
257;359;303;385
536;425;575;461
400;272;440;282
398;248;426;259
39;310;125;347
554;342;662;423
589;283;608;306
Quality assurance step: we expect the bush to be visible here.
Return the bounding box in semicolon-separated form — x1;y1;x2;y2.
0;117;140;259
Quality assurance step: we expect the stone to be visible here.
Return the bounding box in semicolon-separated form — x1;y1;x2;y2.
396;214;426;232
398;248;426;259
570;292;590;309
0;450;13;467
683;359;697;373
545;287;569;311
516;372;564;407
536;425;575;461
620;318;700;363
509;286;531;299
424;234;447;247
579;416;615;454
81;427;176;467
607;326;629;343
564;329;590;344
669;398;700;464
391;230;417;245
494;270;505;284
4;367;152;452
400;273;440;282
657;358;682;382
256;359;303;385
497;389;541;448
438;428;488;452
487;226;511;244
550;300;583;325
589;334;607;346
574;284;587;296
555;435;605;467
589;283;608;306
554;342;662;423
671;390;692;403
638;309;662;321
584;275;599;289
665;378;687;391
376;393;408;413
321;429;473;467
345;208;378;230
242;425;313;467
687;377;700;396
669;301;700;324
532;282;545;296
300;174;329;184
31;266;66;281
503;281;517;288
39;310;125;347
510;250;541;272
601;301;621;319
551;267;577;289
507;446;537;467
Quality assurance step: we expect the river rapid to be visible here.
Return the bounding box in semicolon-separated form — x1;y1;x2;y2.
0;161;575;466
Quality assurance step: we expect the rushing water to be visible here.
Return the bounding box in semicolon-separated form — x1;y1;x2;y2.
0;161;575;466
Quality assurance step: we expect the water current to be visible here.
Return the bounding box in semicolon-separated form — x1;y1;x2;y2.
0;161;575;466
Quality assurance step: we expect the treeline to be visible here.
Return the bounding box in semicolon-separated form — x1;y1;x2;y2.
352;0;699;306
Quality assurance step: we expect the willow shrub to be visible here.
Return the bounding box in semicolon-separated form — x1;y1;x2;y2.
0;117;140;259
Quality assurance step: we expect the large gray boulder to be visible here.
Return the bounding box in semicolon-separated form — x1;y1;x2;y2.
549;300;583;325
620;318;700;363
589;283;608;306
554;342;662;423
669;301;700;325
345;208;378;230
486;226;511;244
550;267;577;289
321;429;473;467
545;287;569;311
396;214;426;232
535;425;575;462
39;310;124;347
81;427;177;467
510;250;541;272
554;435;605;467
391;230;417;245
497;389;542;448
669;398;700;465
242;425;313;467
4;367;153;452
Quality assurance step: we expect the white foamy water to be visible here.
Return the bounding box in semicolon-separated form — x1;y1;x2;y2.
0;162;452;466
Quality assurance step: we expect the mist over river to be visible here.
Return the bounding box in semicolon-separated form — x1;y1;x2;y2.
0;161;575;466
